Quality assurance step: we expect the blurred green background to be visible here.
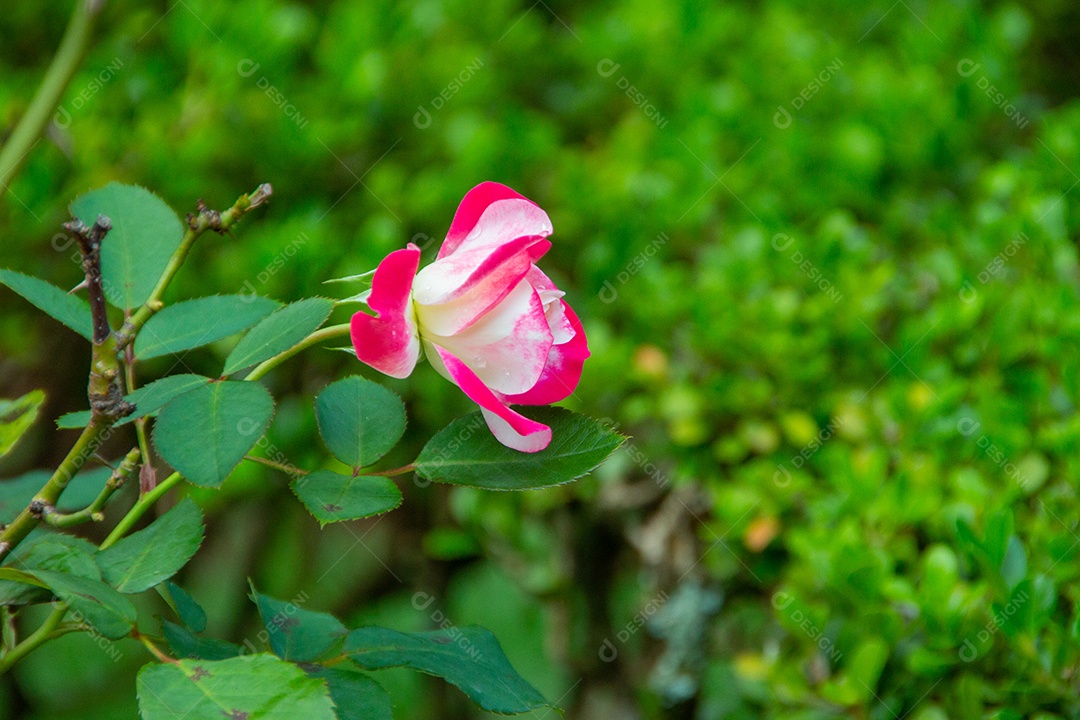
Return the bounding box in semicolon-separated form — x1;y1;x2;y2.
3;0;1080;718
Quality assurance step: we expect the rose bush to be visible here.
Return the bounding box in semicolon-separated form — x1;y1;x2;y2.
350;182;589;452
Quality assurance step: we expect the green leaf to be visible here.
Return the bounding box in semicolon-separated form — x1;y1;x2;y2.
137;654;337;720
0;533;100;606
34;569;137;639
161;621;242;661
289;470;402;524
0;269;93;340
1001;536;1027;590
223;298;334;375
251;585;348;662
0;390;45;460
303;666;393;720
164;581;207;633
153;382;275;487
70;183;184;309
97;498;204;593
135;295;280;361
346;626;549;714
415;408;625;490
57;374;212;429
314;377;406;468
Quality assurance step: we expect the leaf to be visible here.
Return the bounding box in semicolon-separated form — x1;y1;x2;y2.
69;183;184;309
153;382;275;487
34;569;137;639
223;298;334;375
135;295;280;361
346;626;550;715
290;470;402;524
137;654;337;720
251;585;348;662
415;408;625;490
304;666;393;720
0;269;93;340
0;533;100;606
314;377;406;468
0;390;45;460
165;581;207;632
162;621;242;661
97;498;204;593
1001;536;1027;590
57;374;212;429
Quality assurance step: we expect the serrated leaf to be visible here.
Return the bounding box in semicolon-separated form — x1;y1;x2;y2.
290;470;402;524
34;569;137;639
135;295;280;361
70;183;184;309
0;390;45;460
97;498;204;593
137;654;337;720
223;298;334;375
0;269;93;340
304;666;392;720
162;621;242;661
153;382;275;487
346;626;550;714
314;377;406;468
415;408;625;490
57;374;212;429
165;581;207;632
251;585;348;662
0;533;101;606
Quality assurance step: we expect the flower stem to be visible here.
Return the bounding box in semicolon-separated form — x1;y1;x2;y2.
246;323;352;381
0;0;105;191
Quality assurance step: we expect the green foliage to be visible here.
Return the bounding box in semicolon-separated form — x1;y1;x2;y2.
252;584;348;662
346;626;549;714
0;270;92;340
164;580;207;632
416;408;625;489
224;297;334;375
153;381;275;487
314;376;407;469
70;183;184;309
57;374;212;429
31;569;136;639
134;295;279;360
97;498;204;593
290;470;402;524
304;667;393;720
136;654;337;720
0;389;44;460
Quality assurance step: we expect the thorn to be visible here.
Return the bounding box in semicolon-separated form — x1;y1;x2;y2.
68;279;89;294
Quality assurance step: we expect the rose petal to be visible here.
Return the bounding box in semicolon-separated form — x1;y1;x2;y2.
423;279;553;395
350;245;422;378
505;301;589;405
433;346;552;452
440;182;552;260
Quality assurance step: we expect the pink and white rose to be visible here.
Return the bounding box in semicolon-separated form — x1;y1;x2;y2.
350;182;589;452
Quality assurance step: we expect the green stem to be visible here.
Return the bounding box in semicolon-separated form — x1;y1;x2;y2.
124;354;154;489
246;323;351;381
116;184;273;350
244;455;307;476
362;463;417;478
0;0;105;191
0;416;111;561
0;604;67;675
43;448;140;527
99;471;184;551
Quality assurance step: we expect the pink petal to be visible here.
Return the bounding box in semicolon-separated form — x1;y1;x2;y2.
350;245;421;378
424;279;554;395
434;346;552;452
505;301;590;405
413;235;544;335
439;182;551;260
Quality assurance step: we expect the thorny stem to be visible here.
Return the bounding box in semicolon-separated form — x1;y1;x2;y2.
0;0;106;191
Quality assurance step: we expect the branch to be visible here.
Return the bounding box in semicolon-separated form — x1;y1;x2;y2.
41;447;140;527
115;183;273;350
0;0;106;191
63;214;112;344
